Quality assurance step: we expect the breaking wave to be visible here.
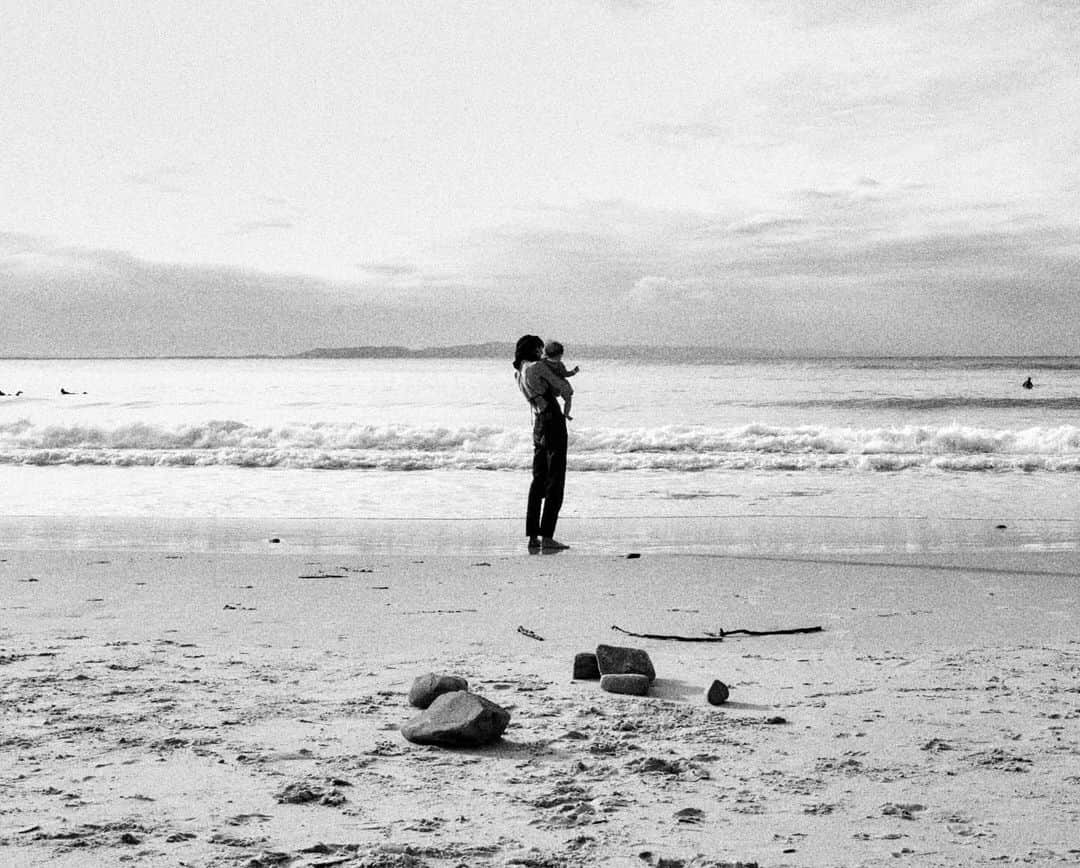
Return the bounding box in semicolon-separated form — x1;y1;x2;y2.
2;419;1079;472
757;397;1080;411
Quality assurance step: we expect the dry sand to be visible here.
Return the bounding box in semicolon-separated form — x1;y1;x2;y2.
1;545;1078;867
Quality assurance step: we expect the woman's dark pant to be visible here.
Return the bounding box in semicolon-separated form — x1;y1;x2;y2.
526;408;567;537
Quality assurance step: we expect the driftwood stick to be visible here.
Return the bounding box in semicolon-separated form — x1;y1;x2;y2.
611;624;822;642
721;626;823;637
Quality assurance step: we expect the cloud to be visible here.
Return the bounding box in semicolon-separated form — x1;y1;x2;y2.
121;163;201;195
0;234;534;356
225;219;296;236
4;190;1080;357
636;119;788;151
354;262;421;278
727;214;808;236
641;121;731;143
0;237;399;356
595;0;662;10
458;191;1080;352
626;275;674;306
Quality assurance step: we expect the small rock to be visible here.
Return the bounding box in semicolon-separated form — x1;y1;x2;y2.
165;831;197;842
882;802;925;820
248;852;293;867
268;538;280;543
119;832;141;845
407;672;469;709
706;679;730;705
600;673;650;696
765;715;787;725
573;652;601;680
276;782;322;804
673;806;705;824
319;789;347;807
921;738;953;752
596;644;656;682
628;756;710;781
640;851;752;867
400;690;510;747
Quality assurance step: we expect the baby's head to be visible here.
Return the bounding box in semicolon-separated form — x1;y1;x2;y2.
543;340;565;360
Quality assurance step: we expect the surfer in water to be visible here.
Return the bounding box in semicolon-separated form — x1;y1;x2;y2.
1022;377;1033;390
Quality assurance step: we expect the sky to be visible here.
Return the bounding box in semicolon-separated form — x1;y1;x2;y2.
2;0;1078;356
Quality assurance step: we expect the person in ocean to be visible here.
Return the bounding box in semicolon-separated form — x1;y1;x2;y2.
514;335;573;551
1022;377;1034;389
540;340;579;420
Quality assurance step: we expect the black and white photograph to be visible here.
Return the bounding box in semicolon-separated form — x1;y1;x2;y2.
2;2;1078;866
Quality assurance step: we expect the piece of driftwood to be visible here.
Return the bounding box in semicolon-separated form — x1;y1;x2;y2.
611;624;822;642
517;625;545;641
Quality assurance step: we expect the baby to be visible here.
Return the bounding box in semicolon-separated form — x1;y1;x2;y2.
541;340;579;420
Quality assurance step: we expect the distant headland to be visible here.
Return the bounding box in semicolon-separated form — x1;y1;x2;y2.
291;342;513;360
288;346;1080;367
291;343;757;362
2;347;1076;365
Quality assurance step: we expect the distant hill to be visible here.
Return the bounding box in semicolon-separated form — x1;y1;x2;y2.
292;342;513;359
291;343;757;362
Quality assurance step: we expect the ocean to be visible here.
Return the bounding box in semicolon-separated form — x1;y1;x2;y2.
1;355;1077;555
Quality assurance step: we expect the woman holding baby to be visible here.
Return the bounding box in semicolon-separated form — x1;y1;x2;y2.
512;335;577;551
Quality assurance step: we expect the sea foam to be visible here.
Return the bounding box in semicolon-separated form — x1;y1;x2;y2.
1;419;1078;472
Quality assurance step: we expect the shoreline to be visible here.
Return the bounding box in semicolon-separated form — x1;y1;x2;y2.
1;513;1076;558
2;545;1079;866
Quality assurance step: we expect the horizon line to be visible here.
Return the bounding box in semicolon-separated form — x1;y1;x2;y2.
2;345;1079;362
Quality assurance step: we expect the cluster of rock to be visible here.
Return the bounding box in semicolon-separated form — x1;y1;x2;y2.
400;673;510;748
275;781;347;807
399;645;731;749
575;643;730;706
574;643;656;696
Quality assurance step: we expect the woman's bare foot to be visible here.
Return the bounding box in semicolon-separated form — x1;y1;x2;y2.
541;537;569;550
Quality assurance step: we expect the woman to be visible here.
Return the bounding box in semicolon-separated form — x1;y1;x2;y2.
513;334;573;550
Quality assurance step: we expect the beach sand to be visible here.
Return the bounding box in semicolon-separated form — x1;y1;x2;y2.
1;541;1078;867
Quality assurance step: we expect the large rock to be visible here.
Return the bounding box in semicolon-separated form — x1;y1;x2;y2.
600;673;650;696
407;673;469;709
706;679;730;705
596;644;656;682
573;652;601;680
400;691;510;747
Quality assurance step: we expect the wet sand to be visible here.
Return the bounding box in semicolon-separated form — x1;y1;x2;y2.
1;544;1078;867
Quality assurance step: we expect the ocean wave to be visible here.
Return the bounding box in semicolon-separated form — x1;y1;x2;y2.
753;397;1080;411
1;419;1079;471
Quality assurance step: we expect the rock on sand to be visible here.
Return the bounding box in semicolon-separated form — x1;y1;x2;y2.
400;691;510;747
407;673;469;709
596;644;656;682
706;679;730;705
573;652;601;680
600;673;651;696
